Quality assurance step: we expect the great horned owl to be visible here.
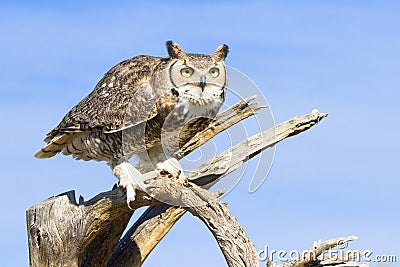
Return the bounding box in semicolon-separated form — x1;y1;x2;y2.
35;41;229;207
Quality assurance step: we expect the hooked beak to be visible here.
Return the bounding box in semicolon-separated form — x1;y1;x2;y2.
199;75;206;91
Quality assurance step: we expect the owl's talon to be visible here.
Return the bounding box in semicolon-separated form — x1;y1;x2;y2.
156;158;183;178
178;175;189;186
156;158;187;186
117;179;139;210
113;162;155;209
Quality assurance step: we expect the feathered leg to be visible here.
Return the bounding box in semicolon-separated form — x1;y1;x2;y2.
111;161;153;209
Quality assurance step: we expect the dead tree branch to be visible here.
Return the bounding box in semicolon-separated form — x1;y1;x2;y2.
27;97;339;267
27;174;260;266
110;109;329;266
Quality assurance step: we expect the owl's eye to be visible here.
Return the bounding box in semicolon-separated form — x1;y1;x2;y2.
180;67;194;78
209;67;219;78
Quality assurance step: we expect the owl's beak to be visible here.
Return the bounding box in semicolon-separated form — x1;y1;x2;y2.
199;75;206;91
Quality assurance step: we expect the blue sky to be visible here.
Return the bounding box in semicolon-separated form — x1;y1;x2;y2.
0;1;399;266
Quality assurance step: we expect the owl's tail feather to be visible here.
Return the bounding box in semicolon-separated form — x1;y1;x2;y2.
34;134;70;158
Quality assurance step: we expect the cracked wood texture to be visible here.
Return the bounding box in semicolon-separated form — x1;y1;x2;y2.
27;97;328;267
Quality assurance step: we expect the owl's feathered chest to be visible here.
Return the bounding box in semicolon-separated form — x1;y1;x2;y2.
140;97;221;151
153;97;220;130
163;99;220;125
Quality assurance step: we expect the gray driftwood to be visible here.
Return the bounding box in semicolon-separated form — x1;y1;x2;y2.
27;97;366;267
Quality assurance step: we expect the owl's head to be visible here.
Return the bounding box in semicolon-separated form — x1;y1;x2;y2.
166;41;229;105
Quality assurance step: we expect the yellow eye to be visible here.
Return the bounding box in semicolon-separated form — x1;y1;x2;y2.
209;67;219;78
180;67;194;78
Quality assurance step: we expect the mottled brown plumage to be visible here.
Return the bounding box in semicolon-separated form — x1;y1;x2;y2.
35;41;229;207
40;56;161;144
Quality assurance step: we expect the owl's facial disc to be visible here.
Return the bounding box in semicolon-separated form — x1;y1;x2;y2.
169;59;226;105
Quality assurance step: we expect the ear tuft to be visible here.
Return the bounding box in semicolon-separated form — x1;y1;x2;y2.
213;44;229;61
166;41;186;60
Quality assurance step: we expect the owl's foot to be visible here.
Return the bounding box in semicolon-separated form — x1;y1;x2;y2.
112;162;154;209
118;175;140;209
156;158;188;186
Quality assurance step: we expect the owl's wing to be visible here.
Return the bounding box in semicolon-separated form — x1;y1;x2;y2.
35;55;166;159
41;56;166;142
45;55;166;141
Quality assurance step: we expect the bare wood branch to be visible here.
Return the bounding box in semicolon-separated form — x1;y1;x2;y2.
183;189;259;267
109;204;186;266
27;97;331;267
109;109;329;266
27;174;260;266
188;109;328;185
146;181;259;267
174;95;263;159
